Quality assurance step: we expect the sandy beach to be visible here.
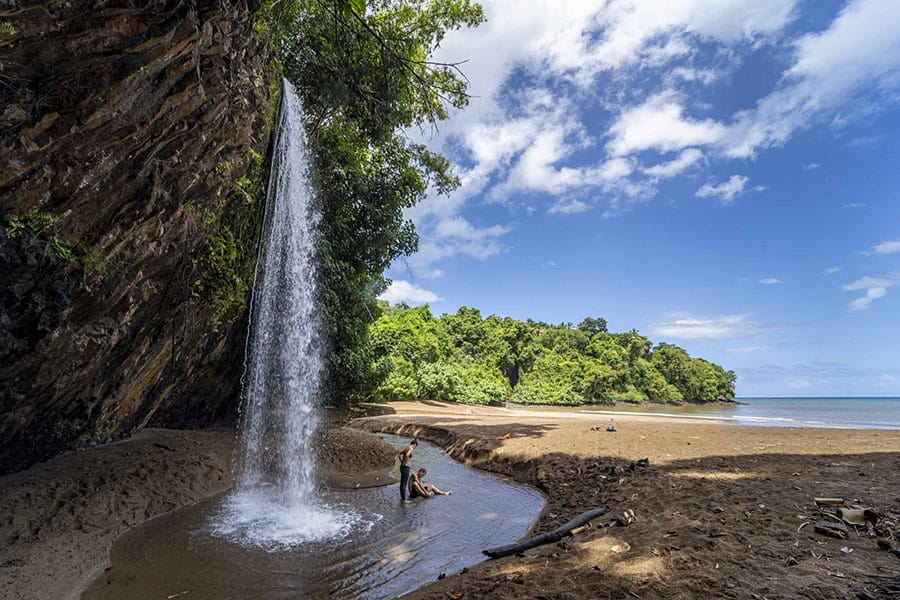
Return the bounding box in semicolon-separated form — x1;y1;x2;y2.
2;401;898;599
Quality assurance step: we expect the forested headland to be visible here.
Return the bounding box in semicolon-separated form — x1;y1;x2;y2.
363;304;736;405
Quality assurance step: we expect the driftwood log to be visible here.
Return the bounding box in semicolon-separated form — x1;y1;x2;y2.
483;507;606;559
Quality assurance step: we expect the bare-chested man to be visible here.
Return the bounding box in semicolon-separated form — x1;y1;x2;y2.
408;468;449;498
398;439;417;502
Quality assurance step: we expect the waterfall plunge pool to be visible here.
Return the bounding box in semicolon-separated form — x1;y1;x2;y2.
81;434;545;599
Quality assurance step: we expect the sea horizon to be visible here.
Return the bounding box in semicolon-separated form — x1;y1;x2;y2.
737;395;900;399
585;396;900;431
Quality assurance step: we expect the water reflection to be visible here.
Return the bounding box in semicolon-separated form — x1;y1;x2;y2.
82;435;544;600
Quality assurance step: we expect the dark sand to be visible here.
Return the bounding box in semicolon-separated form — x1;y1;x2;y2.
353;401;900;600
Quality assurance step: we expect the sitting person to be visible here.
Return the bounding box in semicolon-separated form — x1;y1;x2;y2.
408;468;450;498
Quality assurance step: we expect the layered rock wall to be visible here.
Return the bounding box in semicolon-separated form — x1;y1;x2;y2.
0;0;275;472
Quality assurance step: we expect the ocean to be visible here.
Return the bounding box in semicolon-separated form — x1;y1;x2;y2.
582;397;900;430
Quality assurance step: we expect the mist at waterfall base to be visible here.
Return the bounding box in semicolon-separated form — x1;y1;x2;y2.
212;79;361;549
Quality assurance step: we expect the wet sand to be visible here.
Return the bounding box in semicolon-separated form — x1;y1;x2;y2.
353;401;900;599
2;401;898;599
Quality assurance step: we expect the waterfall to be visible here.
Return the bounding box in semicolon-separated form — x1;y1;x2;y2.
214;79;356;548
238;78;324;504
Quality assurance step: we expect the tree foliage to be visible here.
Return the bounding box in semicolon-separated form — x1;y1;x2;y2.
255;0;484;402
368;305;737;404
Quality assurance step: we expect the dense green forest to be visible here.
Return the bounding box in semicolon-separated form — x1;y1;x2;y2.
366;304;737;405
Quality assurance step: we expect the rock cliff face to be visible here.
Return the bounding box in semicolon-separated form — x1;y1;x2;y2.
0;0;275;473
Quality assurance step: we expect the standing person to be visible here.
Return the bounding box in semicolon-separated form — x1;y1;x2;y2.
398;439;417;502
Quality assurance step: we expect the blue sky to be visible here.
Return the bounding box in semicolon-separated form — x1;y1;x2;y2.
380;0;900;397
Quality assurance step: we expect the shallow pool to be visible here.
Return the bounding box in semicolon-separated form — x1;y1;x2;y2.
82;434;544;599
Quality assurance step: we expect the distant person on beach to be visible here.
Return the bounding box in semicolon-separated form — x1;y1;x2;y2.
398;439;417;502
408;468;449;498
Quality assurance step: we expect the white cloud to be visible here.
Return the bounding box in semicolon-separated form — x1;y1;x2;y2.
843;202;867;209
802;162;821;170
399;0;900;278
642;148;704;178
787;379;813;390
843;275;900;291
847;134;887;148
607;91;727;156
758;278;782;285
400;211;512;274
848;286;886;311
869;239;900;255
726;345;771;353
379;280;442;305
825;265;842;274
574;0;795;75
721;0;900;158
843;273;900;310
668;67;721;85
695;175;751;203
647;313;761;340
434;217;509;241
595;157;635;181
548;198;590;215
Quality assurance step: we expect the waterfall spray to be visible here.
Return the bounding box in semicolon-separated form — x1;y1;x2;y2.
214;79;356;548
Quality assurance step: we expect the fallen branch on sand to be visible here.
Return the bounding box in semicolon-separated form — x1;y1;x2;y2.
483;507;606;559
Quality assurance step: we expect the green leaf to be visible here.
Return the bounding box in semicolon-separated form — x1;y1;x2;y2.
350;0;365;15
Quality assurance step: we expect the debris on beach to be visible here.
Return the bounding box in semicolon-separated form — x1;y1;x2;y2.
592;425;617;432
838;508;878;527
814;520;849;539
856;574;900;600
483;507;606;559
804;495;900;557
815;497;845;506
607;508;636;528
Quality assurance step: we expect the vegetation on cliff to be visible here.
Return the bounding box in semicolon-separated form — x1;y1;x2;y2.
367;304;737;405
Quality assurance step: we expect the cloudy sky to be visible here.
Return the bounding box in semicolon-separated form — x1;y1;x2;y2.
380;0;900;397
